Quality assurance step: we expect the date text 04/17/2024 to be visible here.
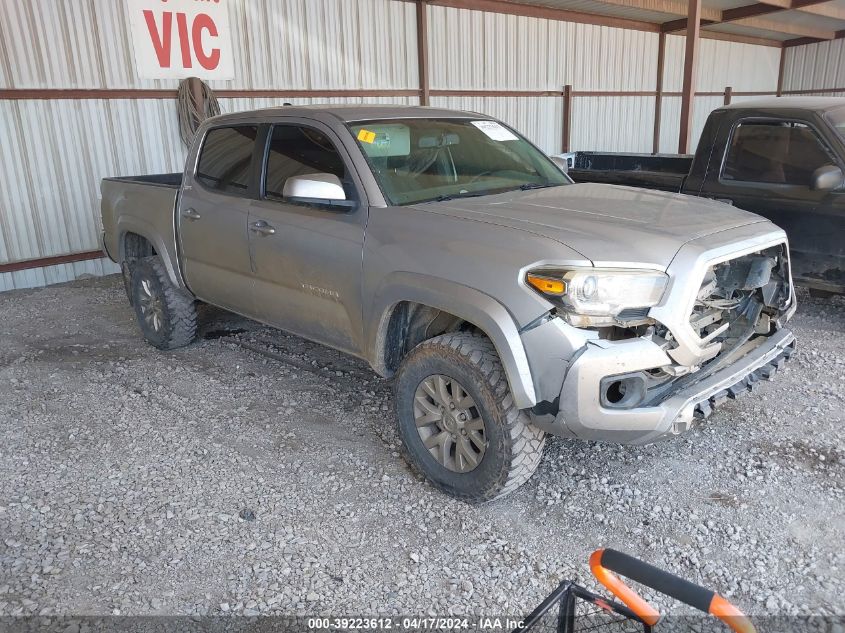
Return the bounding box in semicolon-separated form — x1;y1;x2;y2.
306;617;525;630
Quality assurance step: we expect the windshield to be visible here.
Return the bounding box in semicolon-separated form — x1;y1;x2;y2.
826;105;845;142
348;118;570;205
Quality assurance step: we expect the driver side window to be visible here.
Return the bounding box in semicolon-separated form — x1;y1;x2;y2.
722;120;834;186
263;125;351;200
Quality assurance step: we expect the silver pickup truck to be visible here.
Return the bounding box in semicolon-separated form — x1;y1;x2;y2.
101;105;796;502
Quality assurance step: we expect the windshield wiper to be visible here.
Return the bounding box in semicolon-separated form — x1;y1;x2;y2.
430;191;489;202
518;182;554;191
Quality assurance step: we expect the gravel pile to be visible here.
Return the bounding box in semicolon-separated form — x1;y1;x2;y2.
0;276;842;620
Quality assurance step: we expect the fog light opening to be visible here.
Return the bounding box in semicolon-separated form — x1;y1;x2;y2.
606;380;626;404
600;374;648;409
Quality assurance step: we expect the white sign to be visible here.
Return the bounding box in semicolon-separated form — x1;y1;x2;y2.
471;120;519;142
128;0;234;80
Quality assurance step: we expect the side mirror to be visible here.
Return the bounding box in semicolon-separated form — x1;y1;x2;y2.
549;153;576;174
811;165;844;191
283;173;356;209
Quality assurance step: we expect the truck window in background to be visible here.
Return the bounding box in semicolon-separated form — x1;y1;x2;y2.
196;126;258;195
722;121;835;186
128;0;235;80
825;106;845;142
263;126;351;200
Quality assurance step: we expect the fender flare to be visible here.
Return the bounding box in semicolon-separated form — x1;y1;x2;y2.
115;215;185;290
367;272;537;409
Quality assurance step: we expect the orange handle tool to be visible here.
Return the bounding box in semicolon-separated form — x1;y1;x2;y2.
589;549;756;633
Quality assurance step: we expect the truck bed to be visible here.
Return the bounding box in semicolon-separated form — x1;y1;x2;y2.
100;173;183;287
567;152;693;193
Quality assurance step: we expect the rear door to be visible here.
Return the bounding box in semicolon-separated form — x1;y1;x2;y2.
703;117;845;278
178;125;260;316
247;120;368;355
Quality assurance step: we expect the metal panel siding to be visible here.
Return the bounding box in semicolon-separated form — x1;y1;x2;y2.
0;0;418;90
658;95;726;153
658;95;680;154
428;5;659;91
0;259;121;293
0;0;419;290
428;95;653;154
430;96;563;154
783;40;845;92
0;99;187;265
663;35;780;92
0;95;420;291
570;96;655;151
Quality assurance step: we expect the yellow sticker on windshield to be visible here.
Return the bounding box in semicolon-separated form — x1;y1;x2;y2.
357;129;376;144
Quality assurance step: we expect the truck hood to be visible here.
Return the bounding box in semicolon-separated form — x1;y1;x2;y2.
414;183;767;268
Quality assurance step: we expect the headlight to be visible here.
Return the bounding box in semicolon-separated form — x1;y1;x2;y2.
526;268;668;327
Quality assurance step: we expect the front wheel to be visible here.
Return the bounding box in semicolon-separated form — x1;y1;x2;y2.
394;332;546;502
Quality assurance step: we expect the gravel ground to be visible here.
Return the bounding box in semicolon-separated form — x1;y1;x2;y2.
0;275;842;622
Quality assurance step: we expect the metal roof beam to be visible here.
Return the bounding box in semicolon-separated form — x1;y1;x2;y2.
427;0;660;31
730;15;835;38
555;0;721;19
783;28;845;45
793;3;845;18
678;0;702;153
697;29;783;45
755;0;792;7
662;16;714;30
420;0;832;45
662;0;835;35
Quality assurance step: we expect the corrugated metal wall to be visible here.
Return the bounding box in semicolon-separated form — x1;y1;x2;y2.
427;7;780;155
0;0;790;290
428;5;660;152
0;0;419;291
0;0;419;91
782;39;845;96
657;35;781;153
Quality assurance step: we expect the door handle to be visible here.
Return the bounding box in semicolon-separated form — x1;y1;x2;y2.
182;208;201;220
249;220;276;236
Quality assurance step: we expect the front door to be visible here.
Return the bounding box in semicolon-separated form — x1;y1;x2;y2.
178;124;260;315
247;121;367;355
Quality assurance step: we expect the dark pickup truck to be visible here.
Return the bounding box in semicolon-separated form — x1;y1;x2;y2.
566;98;845;296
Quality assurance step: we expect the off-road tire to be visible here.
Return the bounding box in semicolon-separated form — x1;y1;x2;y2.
395;332;546;502
121;261;134;306
129;256;197;350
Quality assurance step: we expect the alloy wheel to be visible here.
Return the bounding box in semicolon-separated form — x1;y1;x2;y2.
413;374;486;473
138;278;165;332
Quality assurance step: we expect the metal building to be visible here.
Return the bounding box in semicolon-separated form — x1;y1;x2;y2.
0;0;842;290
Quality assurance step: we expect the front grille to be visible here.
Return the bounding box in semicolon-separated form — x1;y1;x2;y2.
689;243;791;349
617;307;650;321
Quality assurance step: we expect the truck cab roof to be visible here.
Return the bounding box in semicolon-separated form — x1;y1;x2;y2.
719;96;845;113
207;104;495;125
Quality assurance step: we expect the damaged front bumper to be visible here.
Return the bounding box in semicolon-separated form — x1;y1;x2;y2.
525;228;796;444
530;328;794;444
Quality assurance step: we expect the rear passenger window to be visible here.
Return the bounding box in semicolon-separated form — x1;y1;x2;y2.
263;125;350;199
722;121;834;186
196;126;258;194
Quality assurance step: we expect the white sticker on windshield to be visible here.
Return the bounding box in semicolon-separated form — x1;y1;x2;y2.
471;120;519;142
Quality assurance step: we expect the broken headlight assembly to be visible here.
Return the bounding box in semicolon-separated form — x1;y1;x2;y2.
525;268;668;327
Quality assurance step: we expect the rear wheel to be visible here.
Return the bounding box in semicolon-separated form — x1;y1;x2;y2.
129;256;197;350
395;332;546;502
